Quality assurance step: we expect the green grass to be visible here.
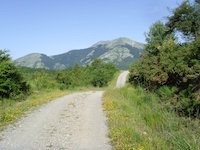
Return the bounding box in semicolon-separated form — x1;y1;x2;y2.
103;85;200;150
108;71;121;88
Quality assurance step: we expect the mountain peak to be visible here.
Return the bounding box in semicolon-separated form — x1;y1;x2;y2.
92;37;144;49
25;53;42;57
15;37;144;70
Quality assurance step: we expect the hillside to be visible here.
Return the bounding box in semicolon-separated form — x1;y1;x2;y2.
14;37;144;69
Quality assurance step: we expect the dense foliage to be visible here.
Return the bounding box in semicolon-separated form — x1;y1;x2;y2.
18;67;63;91
0;50;30;99
129;1;200;118
20;59;118;92
56;59;118;88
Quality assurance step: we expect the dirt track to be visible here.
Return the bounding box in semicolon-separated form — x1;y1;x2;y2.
0;91;111;150
116;71;129;88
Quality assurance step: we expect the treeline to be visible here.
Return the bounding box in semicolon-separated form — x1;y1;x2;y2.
0;51;118;100
56;59;118;88
129;1;200;118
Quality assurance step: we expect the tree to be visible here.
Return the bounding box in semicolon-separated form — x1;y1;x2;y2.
90;59;118;87
167;0;200;40
0;50;30;98
145;21;174;56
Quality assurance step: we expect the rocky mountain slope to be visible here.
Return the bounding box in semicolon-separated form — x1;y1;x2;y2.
14;38;144;70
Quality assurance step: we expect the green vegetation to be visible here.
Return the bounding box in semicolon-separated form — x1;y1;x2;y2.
56;59;118;88
18;67;65;92
103;86;200;150
129;0;200;118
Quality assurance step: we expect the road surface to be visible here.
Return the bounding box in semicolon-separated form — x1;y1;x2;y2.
116;71;129;88
0;91;111;150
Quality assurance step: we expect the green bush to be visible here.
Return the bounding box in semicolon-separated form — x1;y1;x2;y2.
0;50;30;98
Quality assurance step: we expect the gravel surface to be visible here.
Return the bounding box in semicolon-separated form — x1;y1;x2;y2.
116;71;129;88
0;91;111;150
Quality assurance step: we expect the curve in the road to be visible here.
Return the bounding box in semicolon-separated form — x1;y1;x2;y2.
116;71;129;88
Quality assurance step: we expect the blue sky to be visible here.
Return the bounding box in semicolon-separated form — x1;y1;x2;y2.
0;0;184;59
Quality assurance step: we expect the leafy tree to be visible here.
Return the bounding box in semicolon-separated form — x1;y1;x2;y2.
145;21;174;56
0;50;30;98
90;59;118;87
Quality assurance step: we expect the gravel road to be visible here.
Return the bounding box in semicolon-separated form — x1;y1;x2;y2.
0;91;111;150
116;71;129;88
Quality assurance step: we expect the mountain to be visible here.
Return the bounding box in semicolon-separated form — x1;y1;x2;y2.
14;38;144;70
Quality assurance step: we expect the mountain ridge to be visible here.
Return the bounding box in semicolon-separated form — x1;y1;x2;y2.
14;37;144;70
